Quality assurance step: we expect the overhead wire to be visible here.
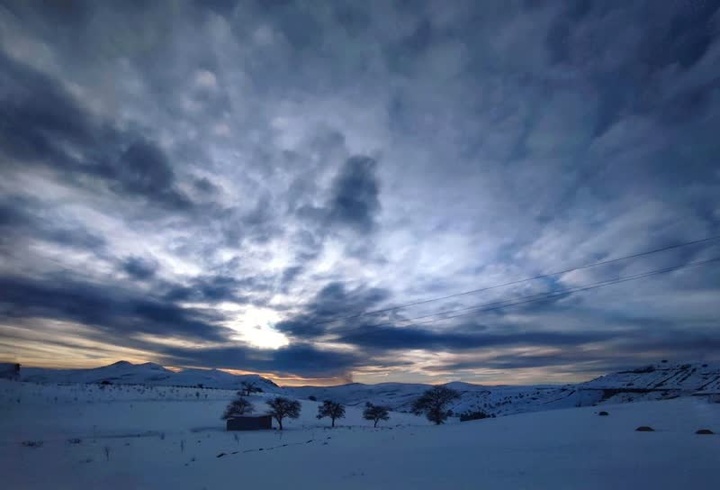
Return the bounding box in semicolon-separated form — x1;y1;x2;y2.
338;256;720;330
407;256;720;327
313;234;720;326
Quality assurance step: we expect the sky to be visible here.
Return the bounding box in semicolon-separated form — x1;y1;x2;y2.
1;0;719;386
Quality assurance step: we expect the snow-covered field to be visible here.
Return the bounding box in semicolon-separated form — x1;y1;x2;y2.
1;379;718;489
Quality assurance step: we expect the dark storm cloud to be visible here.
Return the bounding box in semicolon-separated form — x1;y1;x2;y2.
193;177;219;195
425;327;720;375
162;274;271;304
121;256;158;281
0;196;106;253
327;156;381;233
280;265;304;287
0;51;95;166
0;274;230;342
109;139;192;210
0;52;192;210
545;0;720;140
275;281;391;339
338;324;613;352
158;343;365;378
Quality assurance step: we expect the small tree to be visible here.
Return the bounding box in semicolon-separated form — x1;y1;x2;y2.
221;396;254;420
239;381;262;397
412;386;460;425
363;402;390;428
316;400;346;428
267;397;301;430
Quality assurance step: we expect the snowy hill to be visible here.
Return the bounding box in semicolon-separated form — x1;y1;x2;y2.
286;361;720;418
16;360;720;418
580;361;720;393
21;361;279;393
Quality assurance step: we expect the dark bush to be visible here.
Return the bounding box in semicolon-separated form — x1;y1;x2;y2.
412;386;461;425
695;429;714;435
635;426;655;432
21;441;44;448
598;411;609;416
630;366;656;374
460;410;491;422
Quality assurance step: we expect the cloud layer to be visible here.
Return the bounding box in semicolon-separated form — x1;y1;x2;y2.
1;0;719;384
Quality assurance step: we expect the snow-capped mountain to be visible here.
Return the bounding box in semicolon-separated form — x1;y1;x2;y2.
20;361;279;392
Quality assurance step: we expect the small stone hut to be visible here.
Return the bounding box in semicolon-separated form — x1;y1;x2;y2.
226;415;273;431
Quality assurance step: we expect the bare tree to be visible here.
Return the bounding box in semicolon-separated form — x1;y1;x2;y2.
221;396;255;420
316;400;346;428
363;402;390;428
239;381;263;397
412;386;460;425
267;397;301;430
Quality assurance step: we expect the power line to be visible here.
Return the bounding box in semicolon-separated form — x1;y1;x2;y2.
316;234;720;326
334;256;720;332
406;256;720;327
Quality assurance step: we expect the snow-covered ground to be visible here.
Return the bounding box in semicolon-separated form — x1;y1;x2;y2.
1;379;718;489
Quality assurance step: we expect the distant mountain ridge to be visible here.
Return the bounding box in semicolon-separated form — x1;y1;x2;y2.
17;360;720;417
20;361;279;391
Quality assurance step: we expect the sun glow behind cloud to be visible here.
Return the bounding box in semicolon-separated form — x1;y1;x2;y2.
223;305;289;350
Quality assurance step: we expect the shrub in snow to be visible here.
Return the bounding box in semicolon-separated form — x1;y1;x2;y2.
21;441;43;448
266;397;301;430
459;410;492;422
412;386;461;425
598;411;609;416
695;429;714;435
67;438;82;444
317;400;346;428
222;397;255;420
308;395;317;401
635;426;655;432
363;402;390;427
